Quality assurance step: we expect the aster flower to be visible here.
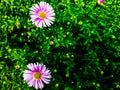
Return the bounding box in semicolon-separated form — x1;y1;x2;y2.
30;1;55;28
23;63;51;89
98;0;104;5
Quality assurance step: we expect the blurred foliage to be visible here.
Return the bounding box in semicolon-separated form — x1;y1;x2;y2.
0;0;120;90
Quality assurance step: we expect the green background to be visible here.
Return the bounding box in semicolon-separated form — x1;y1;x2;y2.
0;0;120;90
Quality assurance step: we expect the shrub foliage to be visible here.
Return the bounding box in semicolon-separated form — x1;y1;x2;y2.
0;0;120;90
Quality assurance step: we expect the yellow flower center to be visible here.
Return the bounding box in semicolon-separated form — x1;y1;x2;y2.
33;72;41;80
38;11;46;19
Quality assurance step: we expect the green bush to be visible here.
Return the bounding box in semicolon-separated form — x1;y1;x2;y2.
0;0;120;90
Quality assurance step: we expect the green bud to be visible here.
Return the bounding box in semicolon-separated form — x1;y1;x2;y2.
55;83;59;88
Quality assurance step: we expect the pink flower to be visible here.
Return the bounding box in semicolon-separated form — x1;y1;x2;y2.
30;1;55;28
23;63;51;89
98;0;104;4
